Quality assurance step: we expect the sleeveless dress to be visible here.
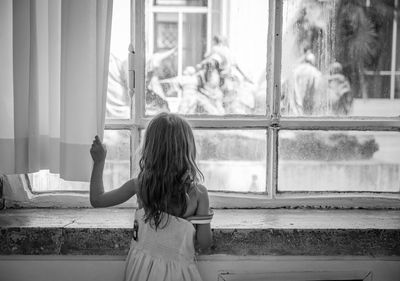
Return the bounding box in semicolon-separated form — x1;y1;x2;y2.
124;208;211;281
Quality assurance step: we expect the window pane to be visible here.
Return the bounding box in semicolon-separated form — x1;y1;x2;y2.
194;130;266;192
106;0;130;119
281;0;400;116
102;130;131;191
364;74;391;99
278;130;400;192
145;0;269;116
182;13;207;72
30;130;130;192
147;13;179;115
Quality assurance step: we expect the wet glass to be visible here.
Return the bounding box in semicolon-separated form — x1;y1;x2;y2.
106;0;131;119
102;130;131;191
281;0;400;117
146;13;179;115
145;0;269;116
278;130;400;192
364;75;391;99
30;130;131;192
194;130;266;192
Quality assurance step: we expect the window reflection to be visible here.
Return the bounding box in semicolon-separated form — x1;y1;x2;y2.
146;0;268;115
282;0;400;117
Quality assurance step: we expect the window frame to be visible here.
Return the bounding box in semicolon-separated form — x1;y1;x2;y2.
11;0;400;209
115;0;400;201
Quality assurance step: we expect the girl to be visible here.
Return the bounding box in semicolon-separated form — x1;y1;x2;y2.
90;112;213;281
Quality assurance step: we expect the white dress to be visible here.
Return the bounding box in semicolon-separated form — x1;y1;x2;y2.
124;208;206;281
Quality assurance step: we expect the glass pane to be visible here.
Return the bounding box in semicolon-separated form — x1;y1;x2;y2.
194;130;266;192
364;75;390;99
281;0;400;117
278;130;400;192
102;130;131;191
396;75;400;99
107;0;131;119
154;0;208;6
145;0;269;116
30;130;131;192
397;3;400;74
146;13;179;115
182;14;207;72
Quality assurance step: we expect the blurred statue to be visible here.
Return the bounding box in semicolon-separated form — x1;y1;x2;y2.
164;65;225;115
177;66;225;115
204;36;234;78
197;56;225;115
203;35;255;114
176;66;199;114
283;51;323;115
326;62;353;115
151;36;257;115
145;48;177;114
312;62;353;116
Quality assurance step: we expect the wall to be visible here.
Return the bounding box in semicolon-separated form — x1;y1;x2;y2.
1;255;400;281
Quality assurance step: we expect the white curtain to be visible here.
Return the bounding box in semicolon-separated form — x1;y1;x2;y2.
0;0;113;181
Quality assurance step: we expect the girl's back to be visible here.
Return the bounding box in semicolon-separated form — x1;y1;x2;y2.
124;184;208;281
124;208;202;281
90;112;212;281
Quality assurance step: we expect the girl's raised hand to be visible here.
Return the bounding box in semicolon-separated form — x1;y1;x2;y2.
90;135;107;163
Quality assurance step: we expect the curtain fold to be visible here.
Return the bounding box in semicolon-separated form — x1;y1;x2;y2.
0;0;113;181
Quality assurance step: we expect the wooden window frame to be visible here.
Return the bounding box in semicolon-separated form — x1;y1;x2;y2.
97;0;400;208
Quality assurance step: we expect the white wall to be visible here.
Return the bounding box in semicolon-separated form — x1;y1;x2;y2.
1;255;399;281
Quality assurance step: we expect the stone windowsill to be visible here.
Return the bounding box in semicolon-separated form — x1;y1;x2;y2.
0;209;399;256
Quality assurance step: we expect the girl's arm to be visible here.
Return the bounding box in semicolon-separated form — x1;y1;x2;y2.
194;185;213;250
90;136;138;208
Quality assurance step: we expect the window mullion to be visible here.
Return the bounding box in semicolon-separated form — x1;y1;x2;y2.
132;0;145;179
150;6;208;14
390;0;398;100
266;127;278;198
131;126;141;178
104;119;134;130
135;0;146;123
279;118;400;131
271;0;283;119
133;117;273;128
266;0;283;196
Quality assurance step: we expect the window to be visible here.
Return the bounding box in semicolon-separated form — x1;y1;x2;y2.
27;0;400;207
363;0;400;101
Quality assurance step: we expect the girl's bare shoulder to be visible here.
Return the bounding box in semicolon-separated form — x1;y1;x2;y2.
188;184;208;200
195;184;209;199
192;184;210;216
183;184;206;217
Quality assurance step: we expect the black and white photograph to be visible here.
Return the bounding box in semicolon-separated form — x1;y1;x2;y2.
0;0;399;280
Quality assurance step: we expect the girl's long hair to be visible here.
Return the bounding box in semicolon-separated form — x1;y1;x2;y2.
138;112;203;229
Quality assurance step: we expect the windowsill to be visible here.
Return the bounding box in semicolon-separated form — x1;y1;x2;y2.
0;208;399;256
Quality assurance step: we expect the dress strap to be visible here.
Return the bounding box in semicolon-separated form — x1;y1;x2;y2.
186;209;214;225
